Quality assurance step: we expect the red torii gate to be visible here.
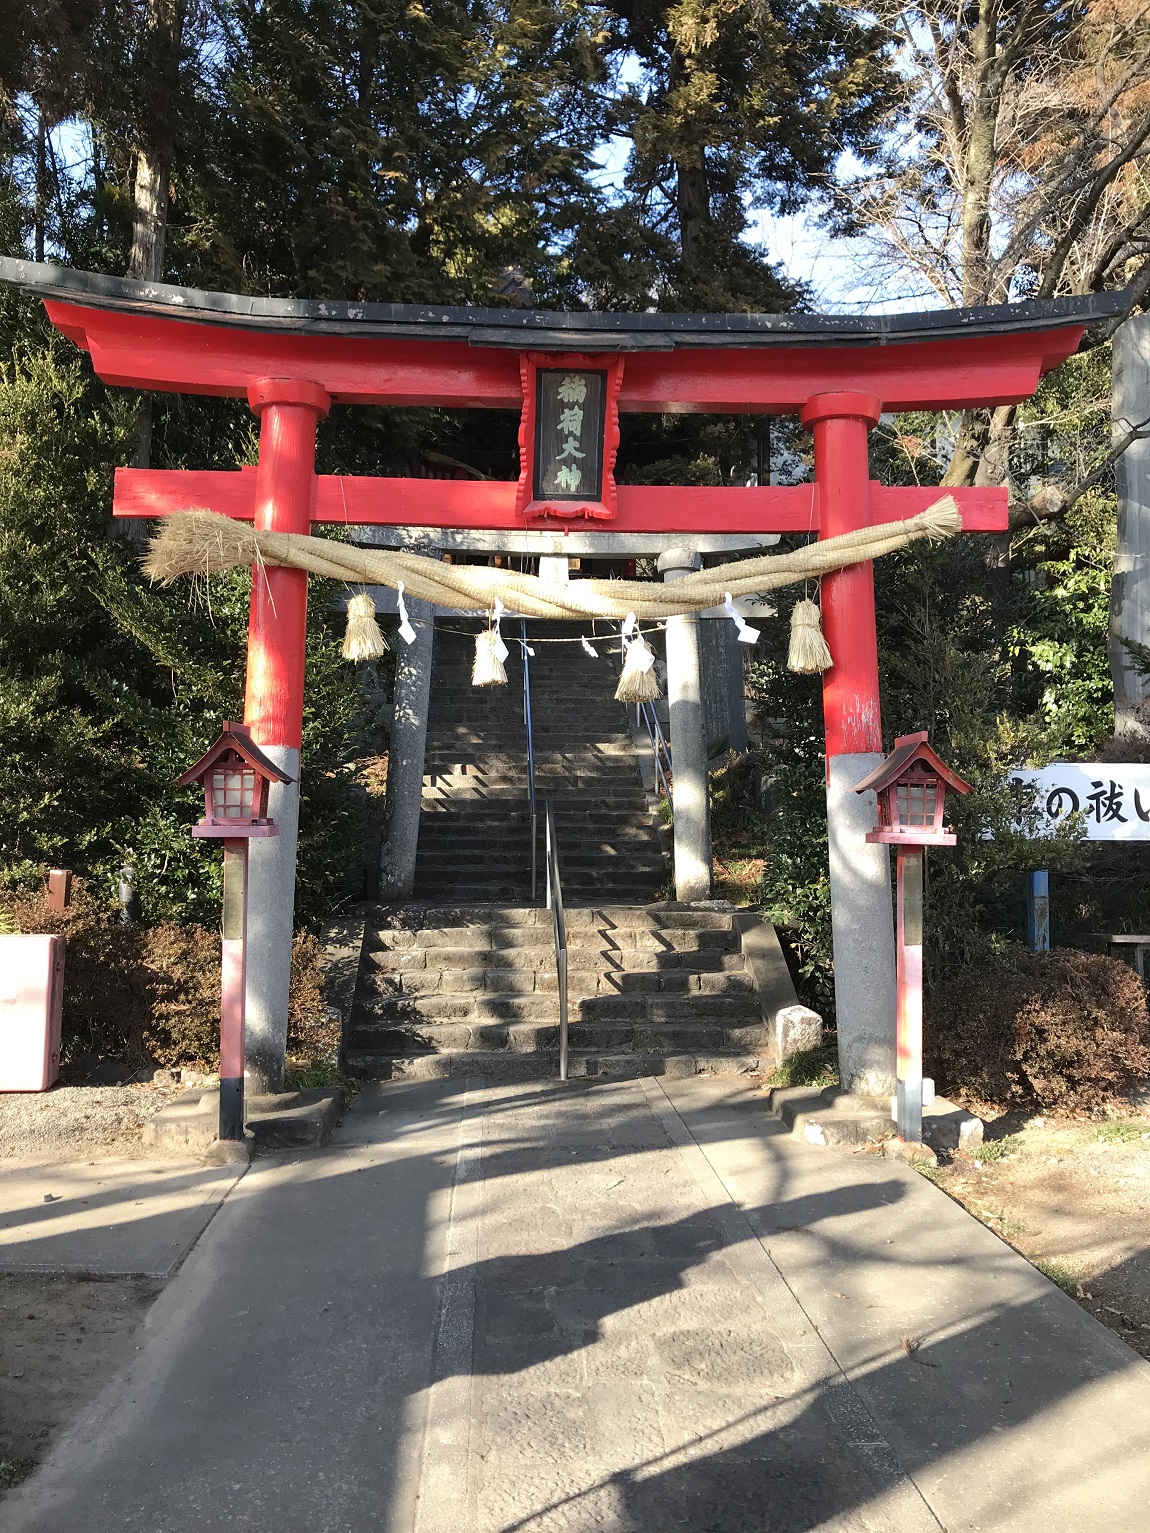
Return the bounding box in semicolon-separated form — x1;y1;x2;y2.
1;258;1121;1094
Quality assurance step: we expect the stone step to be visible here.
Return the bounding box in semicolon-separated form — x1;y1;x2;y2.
429;726;634;738
344;1049;764;1081
424;749;639;765
369;962;757;999
418;809;661;827
364;970;756;1002
415;826;662;845
411;883;663;903
356;991;761;1026
423;784;656;809
365;939;753;974
369;904;737;933
412;849;665;871
371;918;735;946
421;778;644;795
349;1014;766;1053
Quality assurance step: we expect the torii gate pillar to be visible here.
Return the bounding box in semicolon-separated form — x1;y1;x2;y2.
804;392;898;1095
243;378;330;1092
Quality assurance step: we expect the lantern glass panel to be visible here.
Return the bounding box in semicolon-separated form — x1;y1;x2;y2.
896;777;937;829
534;370;606;501
210;763;258;820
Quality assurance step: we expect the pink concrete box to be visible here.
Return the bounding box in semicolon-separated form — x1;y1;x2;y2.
0;935;65;1092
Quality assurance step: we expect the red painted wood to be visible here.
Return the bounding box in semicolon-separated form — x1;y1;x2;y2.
869;484;1006;530
242;380;329;750
219;840;248;1084
895;849;923;1085
115;467;1008;534
46;299;1085;413
804;393;884;758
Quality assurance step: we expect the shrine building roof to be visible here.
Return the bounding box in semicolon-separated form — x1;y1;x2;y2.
0;257;1127;352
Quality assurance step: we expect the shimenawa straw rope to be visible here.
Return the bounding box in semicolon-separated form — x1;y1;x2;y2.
143;496;962;682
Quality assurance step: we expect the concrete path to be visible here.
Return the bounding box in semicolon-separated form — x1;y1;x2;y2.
5;1077;1150;1532
0;1158;243;1277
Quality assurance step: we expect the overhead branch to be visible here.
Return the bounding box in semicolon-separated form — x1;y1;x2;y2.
1010;411;1150;529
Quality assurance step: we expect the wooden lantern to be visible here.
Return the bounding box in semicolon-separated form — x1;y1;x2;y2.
177;722;292;1144
855;730;970;848
177;721;291;838
854;732;970;1146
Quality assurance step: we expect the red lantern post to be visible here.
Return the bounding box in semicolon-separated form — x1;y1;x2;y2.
854;732;970;1143
177;723;292;1143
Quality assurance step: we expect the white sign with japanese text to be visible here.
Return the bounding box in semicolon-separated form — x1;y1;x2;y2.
1010;763;1150;839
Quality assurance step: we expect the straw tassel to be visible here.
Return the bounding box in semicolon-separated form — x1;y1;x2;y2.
472;627;508;687
787;598;833;674
917;495;961;540
341;593;388;662
615;636;661;702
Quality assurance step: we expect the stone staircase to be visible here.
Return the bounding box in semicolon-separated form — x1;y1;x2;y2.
344;902;784;1079
414;622;667;903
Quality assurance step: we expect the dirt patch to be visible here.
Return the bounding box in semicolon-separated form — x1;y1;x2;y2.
0;1084;185;1161
0;1272;161;1491
926;1111;1150;1359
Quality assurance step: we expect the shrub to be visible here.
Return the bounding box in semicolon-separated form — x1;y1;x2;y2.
926;948;1150;1113
1;882;331;1070
286;932;340;1064
4;880;152;1063
138;924;222;1067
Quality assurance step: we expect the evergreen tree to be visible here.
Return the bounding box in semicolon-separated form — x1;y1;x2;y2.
585;0;894;312
177;0;612;304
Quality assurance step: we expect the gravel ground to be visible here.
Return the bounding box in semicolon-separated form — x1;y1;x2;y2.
0;1084;186;1161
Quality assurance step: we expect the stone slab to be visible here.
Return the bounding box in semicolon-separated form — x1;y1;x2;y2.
0;1158;242;1277
320;910;369;1066
733;912;823;1062
351;528;782;557
141;1089;344;1156
767;1084;983;1153
660;1075;1150;1533
6;1076;1148;1532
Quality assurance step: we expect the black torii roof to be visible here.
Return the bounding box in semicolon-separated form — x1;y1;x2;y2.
0;257;1129;353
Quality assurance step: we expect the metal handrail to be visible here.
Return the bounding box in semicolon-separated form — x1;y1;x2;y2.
521;619;538;902
544;797;569;1081
637;700;673;805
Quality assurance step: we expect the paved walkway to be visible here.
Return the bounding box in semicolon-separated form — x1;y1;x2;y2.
6;1076;1150;1532
0;1158;243;1277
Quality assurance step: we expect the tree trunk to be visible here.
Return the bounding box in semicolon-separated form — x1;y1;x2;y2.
123;149;169;521
127;146;169;282
675;153;710;281
34;112;47;263
960;99;999;307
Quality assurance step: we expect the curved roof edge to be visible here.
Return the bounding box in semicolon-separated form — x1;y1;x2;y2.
0;257;1130;351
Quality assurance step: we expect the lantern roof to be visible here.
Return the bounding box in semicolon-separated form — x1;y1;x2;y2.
176;721;293;789
0;257;1126;352
853;731;971;797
